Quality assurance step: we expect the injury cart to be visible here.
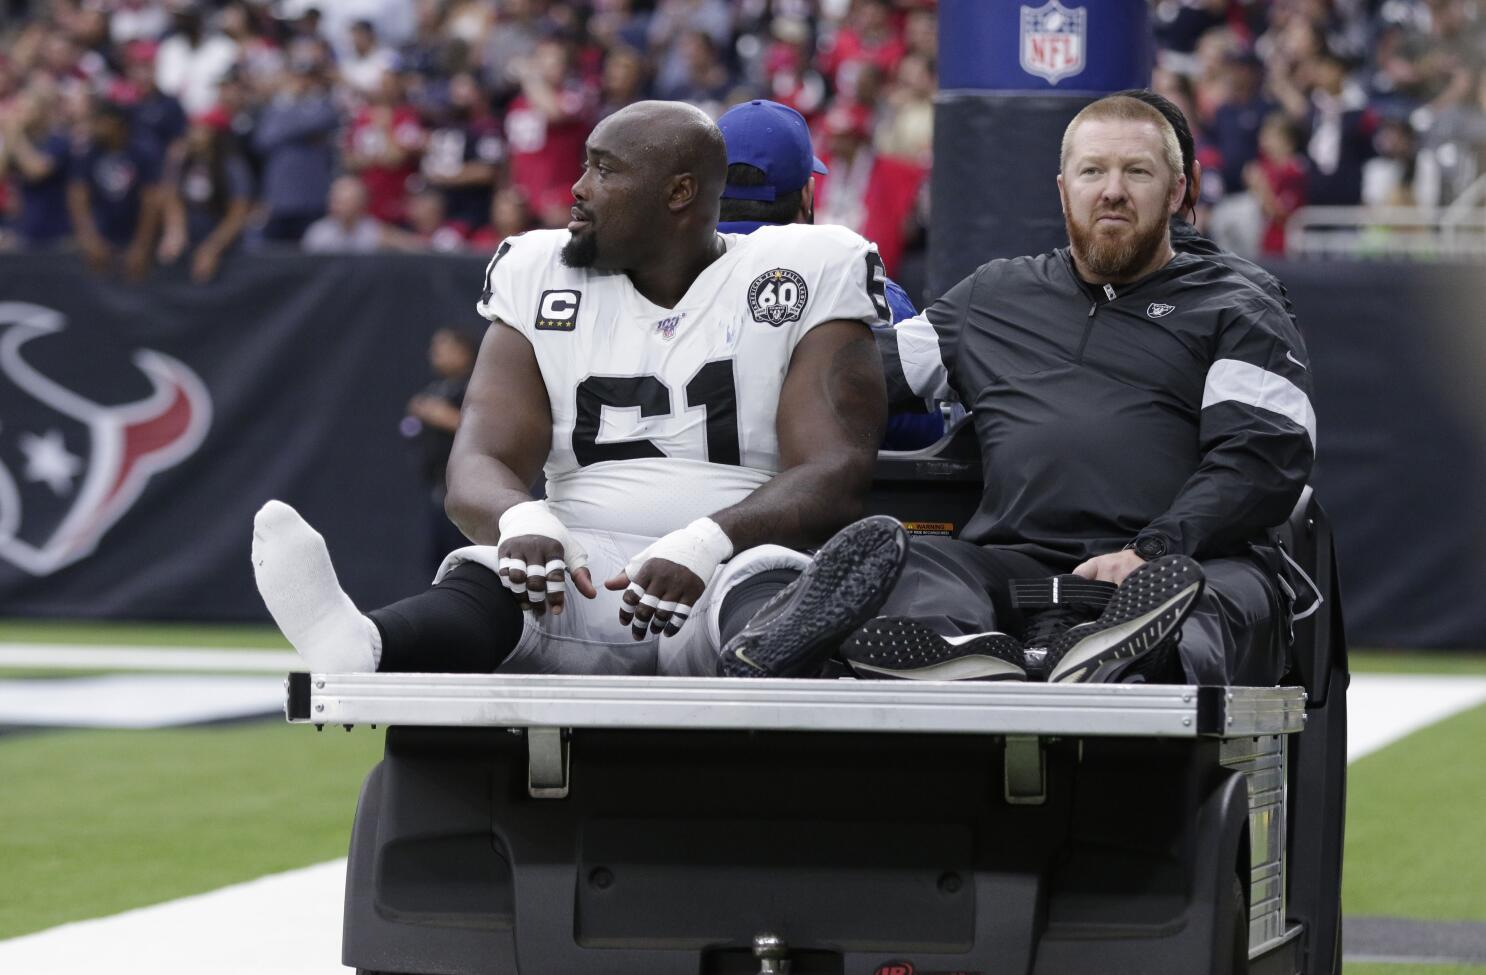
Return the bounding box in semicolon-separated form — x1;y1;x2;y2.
285;432;1348;975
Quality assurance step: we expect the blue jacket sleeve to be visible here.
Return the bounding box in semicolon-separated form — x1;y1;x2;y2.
879;276;946;450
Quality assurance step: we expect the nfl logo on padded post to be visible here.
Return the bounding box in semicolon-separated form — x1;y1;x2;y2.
1020;0;1087;86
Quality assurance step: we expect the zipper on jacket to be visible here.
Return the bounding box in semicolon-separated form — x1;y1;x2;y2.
1077;284;1115;362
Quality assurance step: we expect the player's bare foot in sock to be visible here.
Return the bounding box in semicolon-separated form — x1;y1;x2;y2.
252;500;381;672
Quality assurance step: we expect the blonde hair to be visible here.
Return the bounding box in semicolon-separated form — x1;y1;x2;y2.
1059;95;1184;184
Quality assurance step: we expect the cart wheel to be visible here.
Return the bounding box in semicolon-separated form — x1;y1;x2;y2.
1229;875;1250;975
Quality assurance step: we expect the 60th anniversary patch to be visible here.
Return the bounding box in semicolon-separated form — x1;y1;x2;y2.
746;268;808;326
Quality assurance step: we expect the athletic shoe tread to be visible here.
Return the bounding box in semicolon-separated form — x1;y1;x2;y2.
1047;555;1204;684
719;516;910;679
842;618;1025;681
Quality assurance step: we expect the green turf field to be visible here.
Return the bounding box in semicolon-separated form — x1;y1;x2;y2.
0;722;382;939
0;619;288;649
2;621;1485;972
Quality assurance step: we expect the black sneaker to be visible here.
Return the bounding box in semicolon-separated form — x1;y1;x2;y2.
1046;555;1205;684
719;516;910;679
842;618;1026;681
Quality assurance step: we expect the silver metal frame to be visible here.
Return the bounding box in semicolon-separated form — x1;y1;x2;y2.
287;672;1305;739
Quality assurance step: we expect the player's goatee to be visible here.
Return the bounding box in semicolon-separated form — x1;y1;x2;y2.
561;230;599;268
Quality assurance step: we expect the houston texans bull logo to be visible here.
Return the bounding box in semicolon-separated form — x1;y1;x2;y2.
0;302;211;576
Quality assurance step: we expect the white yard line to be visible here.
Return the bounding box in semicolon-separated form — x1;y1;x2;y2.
2;673;1484;973
0;643;298;673
1346;673;1486;762
0;862;350;975
0;674;289;728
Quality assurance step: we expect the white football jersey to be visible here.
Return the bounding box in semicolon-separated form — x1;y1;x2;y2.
475;224;889;537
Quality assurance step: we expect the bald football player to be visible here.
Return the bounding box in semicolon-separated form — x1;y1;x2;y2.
252;101;908;679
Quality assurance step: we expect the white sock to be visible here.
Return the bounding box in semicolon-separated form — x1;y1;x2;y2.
252;500;381;672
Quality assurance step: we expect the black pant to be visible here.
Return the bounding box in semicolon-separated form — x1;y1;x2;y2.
875;537;1285;686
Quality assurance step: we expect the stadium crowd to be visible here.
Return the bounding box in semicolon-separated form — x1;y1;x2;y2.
0;0;1483;279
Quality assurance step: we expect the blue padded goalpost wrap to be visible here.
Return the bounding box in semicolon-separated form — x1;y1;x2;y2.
929;0;1153;296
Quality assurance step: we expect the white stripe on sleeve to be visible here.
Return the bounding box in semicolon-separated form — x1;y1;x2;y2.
895;313;952;401
1201;358;1317;447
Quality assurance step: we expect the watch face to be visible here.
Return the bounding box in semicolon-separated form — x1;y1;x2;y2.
1136;536;1168;560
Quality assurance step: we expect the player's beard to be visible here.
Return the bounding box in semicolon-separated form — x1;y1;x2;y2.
1065;204;1168;281
561;228;599;268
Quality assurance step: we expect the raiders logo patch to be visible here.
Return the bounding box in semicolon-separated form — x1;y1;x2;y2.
747;268;809;327
536;289;581;331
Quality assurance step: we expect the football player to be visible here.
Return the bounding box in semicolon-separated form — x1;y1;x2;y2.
252;101;909;678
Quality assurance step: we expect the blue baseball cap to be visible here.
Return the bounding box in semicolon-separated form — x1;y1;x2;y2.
718;100;828;202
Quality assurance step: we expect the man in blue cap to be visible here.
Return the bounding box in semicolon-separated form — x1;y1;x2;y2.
717;99;943;449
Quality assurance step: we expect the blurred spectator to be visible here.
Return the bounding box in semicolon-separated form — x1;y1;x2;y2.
468;186;533;251
815;99;926;276
1218;112;1313;257
820;0;905;97
480;0;542;98
598;45;650;120
877;51;933;163
157;109;254;282
116;41;187;162
111;0;171;47
421;70;504;229
402;325;478;574
1273;47;1376;206
315;0;415;64
402;187;469;251
343;70;425;225
1363;118;1421;206
648;0;732;99
341;19;398;99
0;80;73;248
254;57;338;243
1242;113;1308;257
154;2;239;116
657;31;733;115
504;37;595;227
302;174;392;252
1210;50;1276;194
67;99;162;278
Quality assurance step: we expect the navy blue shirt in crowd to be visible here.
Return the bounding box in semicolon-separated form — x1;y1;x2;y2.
132;92;187;159
16;131;74;245
718;219;943;449
70;141;161;246
1211;96;1276;192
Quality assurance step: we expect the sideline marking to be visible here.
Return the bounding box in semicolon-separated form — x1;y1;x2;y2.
0;643;298;673
1347;674;1486;762
0;861;350;974
0;674;287;728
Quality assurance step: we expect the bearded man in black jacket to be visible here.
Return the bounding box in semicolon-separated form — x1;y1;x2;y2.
719;94;1314;688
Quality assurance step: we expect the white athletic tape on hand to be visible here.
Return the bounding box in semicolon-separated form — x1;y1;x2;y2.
496;499;589;571
543;560;566;576
623;517;734;587
528;589;547;603
639;592;662;609
546;578;566;594
498;557;525;593
524;563;546;585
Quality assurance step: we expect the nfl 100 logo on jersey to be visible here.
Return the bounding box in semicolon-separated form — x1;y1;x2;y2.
747;268;809;327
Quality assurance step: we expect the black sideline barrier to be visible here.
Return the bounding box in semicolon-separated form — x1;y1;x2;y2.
0;253;1480;649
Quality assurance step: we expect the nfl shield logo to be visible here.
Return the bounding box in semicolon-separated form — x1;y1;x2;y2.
1020;1;1087;86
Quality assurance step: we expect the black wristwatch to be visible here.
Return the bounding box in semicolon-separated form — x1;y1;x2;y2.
1130;532;1170;561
